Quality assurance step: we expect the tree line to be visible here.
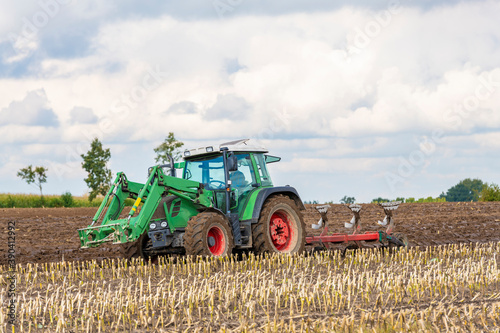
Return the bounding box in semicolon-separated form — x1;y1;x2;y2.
306;178;500;204
16;132;184;203
381;178;500;203
16;137;500;205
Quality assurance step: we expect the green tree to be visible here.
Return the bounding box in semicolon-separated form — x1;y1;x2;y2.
340;195;356;204
445;178;483;202
480;183;500;201
17;165;48;197
81;138;112;202
154;132;184;163
371;197;390;203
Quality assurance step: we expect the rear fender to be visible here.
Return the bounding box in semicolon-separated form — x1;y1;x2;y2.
248;186;305;224
197;207;227;219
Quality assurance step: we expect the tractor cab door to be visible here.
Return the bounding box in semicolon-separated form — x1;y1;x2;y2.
228;153;259;214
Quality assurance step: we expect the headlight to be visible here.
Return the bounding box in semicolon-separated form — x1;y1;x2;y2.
160;221;168;228
150;223;157;230
206;146;214;152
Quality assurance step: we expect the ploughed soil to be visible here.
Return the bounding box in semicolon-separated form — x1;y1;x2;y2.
1;202;500;265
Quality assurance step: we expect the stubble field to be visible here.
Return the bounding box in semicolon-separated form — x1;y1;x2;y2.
1;202;500;332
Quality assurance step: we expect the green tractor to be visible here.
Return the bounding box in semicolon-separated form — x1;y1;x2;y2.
78;139;306;259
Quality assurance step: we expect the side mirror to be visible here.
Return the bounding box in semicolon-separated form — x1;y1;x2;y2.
227;153;238;172
265;155;281;164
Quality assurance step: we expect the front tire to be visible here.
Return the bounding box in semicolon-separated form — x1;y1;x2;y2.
119;233;159;263
252;195;305;254
185;212;234;257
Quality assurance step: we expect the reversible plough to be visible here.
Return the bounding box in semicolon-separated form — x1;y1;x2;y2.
306;201;407;255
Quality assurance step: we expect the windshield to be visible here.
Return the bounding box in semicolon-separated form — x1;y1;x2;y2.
184;155;225;190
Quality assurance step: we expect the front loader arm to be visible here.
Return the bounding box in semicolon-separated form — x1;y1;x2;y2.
91;172;129;227
78;166;214;248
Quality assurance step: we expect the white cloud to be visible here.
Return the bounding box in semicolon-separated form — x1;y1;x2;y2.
70;106;98;124
206;94;251;120
0;89;58;127
0;1;500;200
166;101;198;115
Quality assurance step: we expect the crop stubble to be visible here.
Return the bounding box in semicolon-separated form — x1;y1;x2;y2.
0;202;499;332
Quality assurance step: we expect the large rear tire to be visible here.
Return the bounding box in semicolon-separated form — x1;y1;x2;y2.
252;195;305;254
184;212;234;257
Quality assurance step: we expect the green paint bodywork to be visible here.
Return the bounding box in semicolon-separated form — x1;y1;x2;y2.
78;166;213;248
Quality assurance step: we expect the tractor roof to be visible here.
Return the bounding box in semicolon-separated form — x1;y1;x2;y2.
183;139;268;159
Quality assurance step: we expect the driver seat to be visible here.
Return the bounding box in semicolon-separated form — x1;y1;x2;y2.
230;171;247;188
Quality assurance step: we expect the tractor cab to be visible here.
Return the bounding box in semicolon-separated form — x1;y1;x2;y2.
182;139;278;214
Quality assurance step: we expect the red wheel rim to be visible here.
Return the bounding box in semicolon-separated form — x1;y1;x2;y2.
207;226;226;256
269;210;295;252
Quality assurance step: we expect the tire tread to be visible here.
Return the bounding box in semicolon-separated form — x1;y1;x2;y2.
251;195;305;255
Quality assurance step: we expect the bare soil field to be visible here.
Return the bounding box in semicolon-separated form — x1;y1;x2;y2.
1;203;500;332
1;202;500;265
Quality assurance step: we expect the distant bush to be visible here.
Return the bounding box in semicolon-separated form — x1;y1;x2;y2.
340;196;356;204
5;195;16;207
370;196;445;204
0;194;44;208
371;197;390;203
61;192;74;207
404;197;446;203
0;193;135;208
304;200;319;204
47;197;64;208
415;196;446;203
480;183;500;201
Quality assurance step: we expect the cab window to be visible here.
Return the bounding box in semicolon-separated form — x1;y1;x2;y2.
184;155;225;189
229;154;257;191
253;153;273;186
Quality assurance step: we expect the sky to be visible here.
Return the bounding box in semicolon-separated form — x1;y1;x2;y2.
0;0;499;203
